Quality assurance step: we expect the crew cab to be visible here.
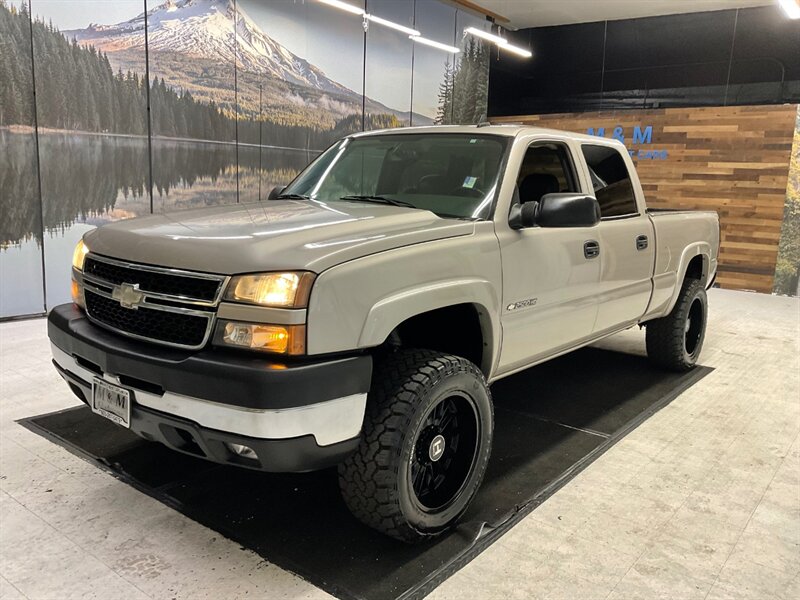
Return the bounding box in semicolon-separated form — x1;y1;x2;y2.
49;125;719;541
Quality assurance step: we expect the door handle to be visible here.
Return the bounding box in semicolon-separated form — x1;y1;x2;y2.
636;235;649;251
584;240;600;259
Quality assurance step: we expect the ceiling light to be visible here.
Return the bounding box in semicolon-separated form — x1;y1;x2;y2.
366;14;420;37
411;36;460;54
317;0;364;16
500;44;533;58
778;0;800;19
464;26;532;59
464;26;507;46
318;0;460;52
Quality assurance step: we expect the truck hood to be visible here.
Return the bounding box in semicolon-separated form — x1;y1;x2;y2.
83;200;475;274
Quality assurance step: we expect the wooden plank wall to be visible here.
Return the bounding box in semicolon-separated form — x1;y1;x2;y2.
493;105;798;293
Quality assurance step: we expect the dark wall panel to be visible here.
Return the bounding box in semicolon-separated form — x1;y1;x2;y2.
603;11;735;108
488;22;605;116
727;6;800;105
488;5;800;116
604;12;735;69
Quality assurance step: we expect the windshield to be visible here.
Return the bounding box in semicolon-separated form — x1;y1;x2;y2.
282;133;508;219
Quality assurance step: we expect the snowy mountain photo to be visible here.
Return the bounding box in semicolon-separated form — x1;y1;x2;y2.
63;0;430;130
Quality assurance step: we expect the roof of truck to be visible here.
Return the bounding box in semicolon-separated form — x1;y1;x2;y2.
351;124;618;145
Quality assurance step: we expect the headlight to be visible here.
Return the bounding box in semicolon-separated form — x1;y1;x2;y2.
214;321;306;355
224;272;315;308
72;239;89;271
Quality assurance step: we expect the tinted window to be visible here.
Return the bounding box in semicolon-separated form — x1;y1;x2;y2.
581;145;638;217
284;134;508;219
516;143;577;205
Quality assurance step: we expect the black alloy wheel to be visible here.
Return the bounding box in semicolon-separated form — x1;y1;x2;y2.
646;278;708;371
410;393;480;513
338;349;493;542
684;297;705;358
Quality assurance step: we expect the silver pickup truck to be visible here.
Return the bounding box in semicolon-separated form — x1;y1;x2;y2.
49;125;719;541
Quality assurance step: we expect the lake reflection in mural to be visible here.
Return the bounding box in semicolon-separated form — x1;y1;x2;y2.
1;129;313;309
0;0;490;317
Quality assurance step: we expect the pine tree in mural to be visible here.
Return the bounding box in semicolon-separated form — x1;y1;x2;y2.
0;3;154;135
435;37;489;126
453;37;489;124
0;0;34;127
0;2;354;146
435;59;455;125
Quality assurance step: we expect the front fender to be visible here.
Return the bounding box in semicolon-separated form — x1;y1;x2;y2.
358;278;501;373
305;225;503;367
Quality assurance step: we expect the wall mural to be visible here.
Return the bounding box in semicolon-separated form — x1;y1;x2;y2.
0;0;43;317
774;107;800;296
0;0;492;318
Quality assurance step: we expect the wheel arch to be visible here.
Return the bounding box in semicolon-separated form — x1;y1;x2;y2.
358;279;500;377
663;243;711;315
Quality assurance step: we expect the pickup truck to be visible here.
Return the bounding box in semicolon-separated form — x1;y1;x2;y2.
49;125;719;542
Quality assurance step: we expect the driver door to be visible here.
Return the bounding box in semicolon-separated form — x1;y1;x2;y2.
495;140;602;376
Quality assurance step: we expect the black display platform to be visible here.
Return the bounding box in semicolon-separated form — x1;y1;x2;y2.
20;348;710;600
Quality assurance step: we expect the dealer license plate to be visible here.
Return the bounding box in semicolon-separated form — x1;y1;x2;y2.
91;378;131;428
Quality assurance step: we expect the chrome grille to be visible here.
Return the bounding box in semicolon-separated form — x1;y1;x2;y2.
80;254;228;350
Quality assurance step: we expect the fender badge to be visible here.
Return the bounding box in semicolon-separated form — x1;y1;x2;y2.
507;298;537;311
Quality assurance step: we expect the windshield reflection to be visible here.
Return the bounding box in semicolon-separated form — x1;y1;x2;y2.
283;134;508;220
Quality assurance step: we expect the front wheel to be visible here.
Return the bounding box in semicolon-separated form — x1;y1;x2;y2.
338;350;493;543
646;279;708;371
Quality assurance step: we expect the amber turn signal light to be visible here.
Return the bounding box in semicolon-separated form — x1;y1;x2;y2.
214;320;306;355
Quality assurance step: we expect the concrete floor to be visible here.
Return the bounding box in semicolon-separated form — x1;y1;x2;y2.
0;288;798;600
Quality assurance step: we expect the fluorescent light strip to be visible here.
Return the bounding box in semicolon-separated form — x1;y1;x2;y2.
317;0;363;16
411;35;460;54
366;14;420;37
500;44;533;58
317;0;459;54
778;0;800;19
464;26;507;46
463;26;532;58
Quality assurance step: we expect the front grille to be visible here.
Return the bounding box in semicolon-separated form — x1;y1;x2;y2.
84;256;222;302
85;290;210;348
80;253;226;349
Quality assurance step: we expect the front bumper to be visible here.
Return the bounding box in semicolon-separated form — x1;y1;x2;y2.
48;304;372;472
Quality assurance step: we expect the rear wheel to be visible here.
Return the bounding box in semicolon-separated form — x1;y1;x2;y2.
646;279;708;371
338;349;493;542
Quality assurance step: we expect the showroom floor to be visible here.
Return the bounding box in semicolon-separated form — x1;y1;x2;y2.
1;288;798;600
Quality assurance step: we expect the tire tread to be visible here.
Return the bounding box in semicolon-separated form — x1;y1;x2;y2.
646;279;706;372
338;349;491;542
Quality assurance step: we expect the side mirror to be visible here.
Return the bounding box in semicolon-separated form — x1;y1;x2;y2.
509;201;539;230
267;185;286;200
536;193;600;228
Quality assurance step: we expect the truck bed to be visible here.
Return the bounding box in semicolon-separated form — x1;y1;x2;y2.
647;207;718;216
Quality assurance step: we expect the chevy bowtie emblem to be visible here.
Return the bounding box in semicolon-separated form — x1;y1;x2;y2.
112;282;144;309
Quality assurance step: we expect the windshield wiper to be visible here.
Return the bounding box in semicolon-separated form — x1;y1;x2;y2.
275;193;311;200
340;195;417;209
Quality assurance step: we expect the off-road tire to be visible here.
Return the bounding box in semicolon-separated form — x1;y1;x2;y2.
646;279;708;372
338;349;493;543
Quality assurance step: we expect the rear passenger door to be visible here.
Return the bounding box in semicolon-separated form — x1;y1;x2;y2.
580;144;655;334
